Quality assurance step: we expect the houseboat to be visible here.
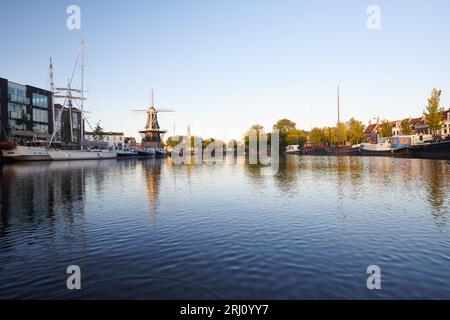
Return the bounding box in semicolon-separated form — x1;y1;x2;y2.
360;137;392;156
393;138;450;159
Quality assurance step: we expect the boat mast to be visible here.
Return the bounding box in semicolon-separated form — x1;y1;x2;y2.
50;58;56;131
80;40;85;150
48;58;56;148
68;79;74;143
337;86;340;146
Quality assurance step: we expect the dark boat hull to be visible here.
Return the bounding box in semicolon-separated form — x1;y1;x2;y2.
302;147;327;156
325;147;360;156
117;153;137;159
360;149;393;157
137;151;155;158
393;140;450;160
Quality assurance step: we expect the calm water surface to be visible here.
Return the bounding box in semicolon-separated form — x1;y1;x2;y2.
0;156;450;299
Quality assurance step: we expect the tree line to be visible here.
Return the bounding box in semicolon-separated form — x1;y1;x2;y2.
163;88;446;153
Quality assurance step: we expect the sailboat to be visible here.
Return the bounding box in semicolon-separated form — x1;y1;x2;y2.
47;41;117;161
1;141;52;161
2;42;116;161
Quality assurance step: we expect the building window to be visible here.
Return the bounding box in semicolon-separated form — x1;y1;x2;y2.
8;120;26;130
72;112;79;128
33;124;49;134
7;83;29;104
32;93;48;108
32;108;48;123
8;103;28;120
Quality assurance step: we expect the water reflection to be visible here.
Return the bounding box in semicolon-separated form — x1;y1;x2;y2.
426;161;448;228
143;159;164;219
1;162;87;235
241;156;449;228
244;162;267;188
274;155;299;196
0;157;450;299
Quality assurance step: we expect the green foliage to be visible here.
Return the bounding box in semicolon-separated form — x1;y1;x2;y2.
310;128;323;146
322;127;337;145
271;119;308;152
401;119;412;135
273;119;296;133
15;111;30;128
286;129;307;146
381;120;392;138
309;118;365;146
93;121;104;141
424;88;444;137
165;136;183;149
346;118;365;144
335;122;347;145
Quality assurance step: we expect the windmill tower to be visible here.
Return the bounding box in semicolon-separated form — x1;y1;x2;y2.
132;89;174;149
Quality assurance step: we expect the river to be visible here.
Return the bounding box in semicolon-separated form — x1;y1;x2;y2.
0;156;449;299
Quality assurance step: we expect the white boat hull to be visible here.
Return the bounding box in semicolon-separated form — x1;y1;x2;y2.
48;150;117;161
1;146;51;161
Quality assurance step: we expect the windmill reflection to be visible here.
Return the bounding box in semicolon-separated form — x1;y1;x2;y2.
142;158;164;222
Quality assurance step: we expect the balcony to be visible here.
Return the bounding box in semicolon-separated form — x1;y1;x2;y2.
8;94;30;105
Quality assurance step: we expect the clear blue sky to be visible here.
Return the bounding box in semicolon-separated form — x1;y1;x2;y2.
1;0;449;141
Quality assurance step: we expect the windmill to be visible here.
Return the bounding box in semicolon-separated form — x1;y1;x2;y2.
131;89;174;149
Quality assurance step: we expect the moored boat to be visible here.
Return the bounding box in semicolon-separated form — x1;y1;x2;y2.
302;146;327;156
117;147;138;158
1;144;51;161
393;139;450;160
137;147;156;158
325;145;360;156
47;41;117;161
360;137;392;156
285;145;301;155
48;149;117;161
154;147;168;157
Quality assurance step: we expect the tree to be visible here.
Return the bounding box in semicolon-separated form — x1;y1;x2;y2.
165;136;183;149
400;119;412;135
424;88;444;139
380;120;392;138
310;128;323;146
273;119;301;152
93;121;104;141
286;129;307;147
335;122;347;145
322;127;333;145
273;119;296;133
15;111;31;128
347;118;365;144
